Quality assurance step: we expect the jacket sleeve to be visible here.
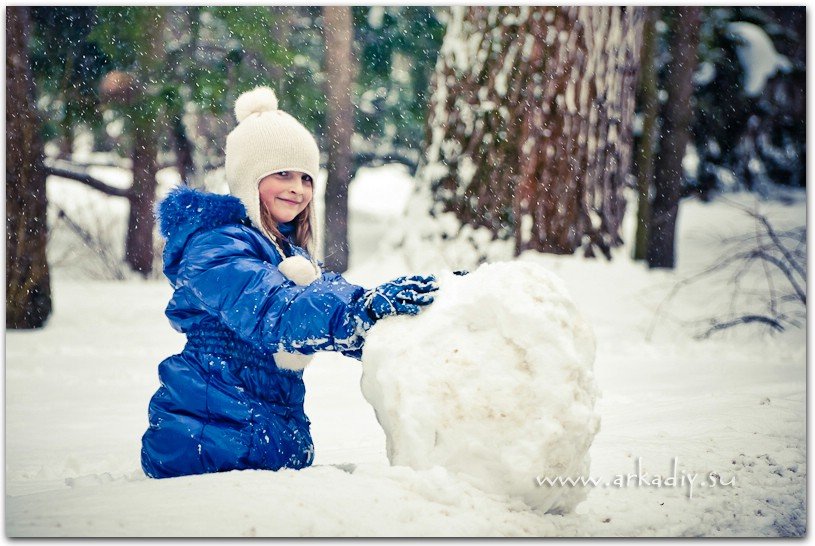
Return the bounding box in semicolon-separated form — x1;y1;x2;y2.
178;227;375;356
319;270;371;361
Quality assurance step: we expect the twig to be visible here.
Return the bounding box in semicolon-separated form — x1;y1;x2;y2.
751;249;806;305
53;206;127;280
743;208;806;281
754;219;778;318
696;315;785;339
647;201;805;340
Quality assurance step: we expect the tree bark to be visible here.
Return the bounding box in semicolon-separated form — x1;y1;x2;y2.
171;114;195;186
125;120;159;274
421;7;644;259
632;7;660;261
123;7;164;275
269;7;295;96
647;7;702;269
6;6;52;329
322;6;355;272
167;6;199;187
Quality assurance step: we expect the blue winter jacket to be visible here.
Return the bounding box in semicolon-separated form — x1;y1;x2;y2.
141;186;375;479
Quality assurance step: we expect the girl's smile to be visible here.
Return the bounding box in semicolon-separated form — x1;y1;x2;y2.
259;170;314;224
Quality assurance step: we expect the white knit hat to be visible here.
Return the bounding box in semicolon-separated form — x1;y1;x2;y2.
225;86;320;235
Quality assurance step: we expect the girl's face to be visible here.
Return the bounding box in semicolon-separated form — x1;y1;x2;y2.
259;170;314;224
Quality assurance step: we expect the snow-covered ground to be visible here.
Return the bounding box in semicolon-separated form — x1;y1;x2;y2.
5;163;807;537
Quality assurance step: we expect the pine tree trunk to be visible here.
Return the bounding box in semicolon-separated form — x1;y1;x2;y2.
421;7;644;259
632;7;660;261
647;7;701;269
6;6;52;329
59;105;74;159
322;6;355;272
269;7;295;96
123;7;164;276
171;113;195;185
125;120;158;274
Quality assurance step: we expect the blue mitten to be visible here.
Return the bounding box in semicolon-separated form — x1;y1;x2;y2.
363;275;439;321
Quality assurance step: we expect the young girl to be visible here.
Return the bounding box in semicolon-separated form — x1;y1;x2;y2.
141;87;438;479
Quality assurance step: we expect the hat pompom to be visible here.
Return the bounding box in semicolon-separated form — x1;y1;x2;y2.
278;255;321;286
234;86;279;123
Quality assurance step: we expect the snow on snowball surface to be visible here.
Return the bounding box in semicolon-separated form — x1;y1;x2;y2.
360;261;600;514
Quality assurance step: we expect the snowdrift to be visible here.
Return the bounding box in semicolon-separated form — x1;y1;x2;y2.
360;261;601;513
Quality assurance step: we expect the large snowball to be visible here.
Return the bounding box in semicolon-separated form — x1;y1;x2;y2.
360;261;600;514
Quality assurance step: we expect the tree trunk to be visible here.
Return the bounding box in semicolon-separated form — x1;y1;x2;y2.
125;120;159;274
632;7;660;261
647;7;701;269
59;105;74;159
168;6;199;187
322;6;355;272
421;7;644;259
6;6;52;329
269;7;295;97
171;113;195;185
123;7;164;275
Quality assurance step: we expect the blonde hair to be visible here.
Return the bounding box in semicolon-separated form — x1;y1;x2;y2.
259;199;316;257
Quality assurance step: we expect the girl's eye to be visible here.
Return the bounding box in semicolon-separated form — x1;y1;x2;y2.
276;171;289;177
302;176;313;185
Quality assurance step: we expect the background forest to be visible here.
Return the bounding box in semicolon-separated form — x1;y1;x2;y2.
7;6;805;330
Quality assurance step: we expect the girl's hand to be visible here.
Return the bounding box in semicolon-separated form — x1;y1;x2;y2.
362;275;439;321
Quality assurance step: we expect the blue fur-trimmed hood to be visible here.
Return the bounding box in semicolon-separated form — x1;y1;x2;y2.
157;185;247;241
156;185;249;281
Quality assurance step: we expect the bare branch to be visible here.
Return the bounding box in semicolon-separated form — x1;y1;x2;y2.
696;315;785;339
647;204;805;340
354;151;419;174
743;208;806;280
754;218;778;317
52;206;127;280
44;165;130;198
751;249;806;305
